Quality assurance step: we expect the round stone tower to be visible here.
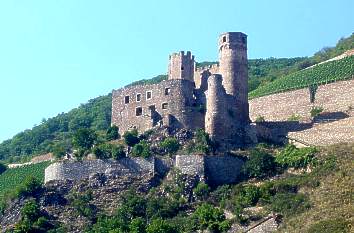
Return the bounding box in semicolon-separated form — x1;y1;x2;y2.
205;74;226;141
218;32;249;122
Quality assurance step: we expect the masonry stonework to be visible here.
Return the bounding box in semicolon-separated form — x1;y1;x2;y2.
249;79;354;121
111;32;251;147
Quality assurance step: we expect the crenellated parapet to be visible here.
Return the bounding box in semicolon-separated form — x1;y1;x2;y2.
168;51;195;82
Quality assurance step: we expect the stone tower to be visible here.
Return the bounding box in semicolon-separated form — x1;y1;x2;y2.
218;32;249;122
205;74;227;142
168;51;195;82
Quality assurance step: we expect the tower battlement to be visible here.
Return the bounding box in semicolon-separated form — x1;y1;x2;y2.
168;51;195;82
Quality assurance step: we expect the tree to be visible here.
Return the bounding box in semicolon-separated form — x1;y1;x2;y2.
160;137;180;156
192;203;230;232
123;129;140;147
193;182;210;201
194;129;212;154
72;128;97;150
243;149;276;179
0;163;7;175
131;141;151;158
106;125;120;141
146;218;176;233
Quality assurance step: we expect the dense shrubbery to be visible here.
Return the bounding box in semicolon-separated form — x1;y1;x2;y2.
276;144;317;169
0;163;6;175
131;140;151;158
160;137;180;156
268;193;310;216
185;129;213;154
69;190;96;220
123;129;140;147
93;143;125;160
193;182;210;201
243;149;276;179
191;203;230;232
106;125;120;141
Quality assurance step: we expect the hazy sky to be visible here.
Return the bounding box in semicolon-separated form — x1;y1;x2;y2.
0;0;353;142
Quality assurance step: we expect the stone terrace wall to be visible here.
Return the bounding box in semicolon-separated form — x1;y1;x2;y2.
44;157;154;183
249;79;354;121
175;155;244;185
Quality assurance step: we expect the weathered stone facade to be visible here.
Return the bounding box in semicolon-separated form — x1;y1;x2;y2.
111;32;251;147
249;79;354;122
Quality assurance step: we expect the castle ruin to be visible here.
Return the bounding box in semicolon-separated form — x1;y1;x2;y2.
112;32;250;146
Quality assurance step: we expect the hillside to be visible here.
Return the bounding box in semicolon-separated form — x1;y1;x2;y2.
249;55;354;99
0;33;353;163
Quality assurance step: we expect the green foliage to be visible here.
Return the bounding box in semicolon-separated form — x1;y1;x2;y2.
255;115;265;123
0;161;49;201
193;182;210;201
191;203;230;232
0;163;6;175
287;114;301;121
131;140;151;158
186;129;213;154
93;143;125;160
307;218;350;233
249;56;354;99
234;185;261;208
14;199;54;233
243;149;276;178
125;74;168;88
268;193;310;217
0;94;112;161
52;140;71;159
276;144;317;168
129;217;146;233
146;218;177;233
72;128;97;151
106;125;120;141
69;190;96;220
160;137;180;156
310;106;324;118
146;196;179;220
16;176;42;198
123;129;140;147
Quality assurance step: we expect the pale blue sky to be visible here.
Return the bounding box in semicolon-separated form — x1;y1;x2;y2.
0;0;353;142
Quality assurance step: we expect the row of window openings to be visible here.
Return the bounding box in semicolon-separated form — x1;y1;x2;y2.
124;88;171;104
135;103;168;116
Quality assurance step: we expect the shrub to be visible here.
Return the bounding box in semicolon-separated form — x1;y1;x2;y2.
146;218;177;233
307;218;350;233
131;140;151;158
193;129;213;154
123;129;140;147
255;115;265;123
72;128;97;150
193;182;210;201
234;185;261;208
310;106;323;118
16;176;42;198
69;190;96;220
160;137;180;156
192;203;230;232
276;144;317;168
93;143;125;160
106;125;120;141
0;163;7;175
146;196;179;220
243;149;276;179
129;217;146;233
268;193;310;217
21;199;41;222
287;114;301;121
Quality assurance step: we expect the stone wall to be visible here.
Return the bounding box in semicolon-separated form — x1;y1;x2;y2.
44;157;155;183
175;154;244;186
168;51;195;82
249;79;354;121
111;79;204;134
194;63;219;89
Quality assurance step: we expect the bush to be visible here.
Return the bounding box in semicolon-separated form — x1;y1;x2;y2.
146;218;177;233
129;217;146;233
69;190;96;220
310;106;323;118
234;185;261;208
307;218;350;233
0;163;7;175
243;149;276;179
193;182;210;201
186;129;213;154
106;125;120;141
123;129;140;147
146;196;179;220
131;140;151;158
16;176;42;198
93;143;125;160
72;128;97;150
160;137;180;156
268;193;310;217
276;144;317;169
192;203;230;232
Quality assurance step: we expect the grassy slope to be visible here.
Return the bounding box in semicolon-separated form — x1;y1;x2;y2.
0;161;51;200
249;55;354;99
279;143;353;232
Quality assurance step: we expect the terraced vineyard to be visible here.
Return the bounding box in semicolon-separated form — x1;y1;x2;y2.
249;55;354;99
0;161;51;200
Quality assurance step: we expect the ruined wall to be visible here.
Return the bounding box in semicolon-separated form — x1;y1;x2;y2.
194;63;219;89
44;158;155;183
249;79;354;121
168;51;195;82
175;154;244;185
112;79;204;134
